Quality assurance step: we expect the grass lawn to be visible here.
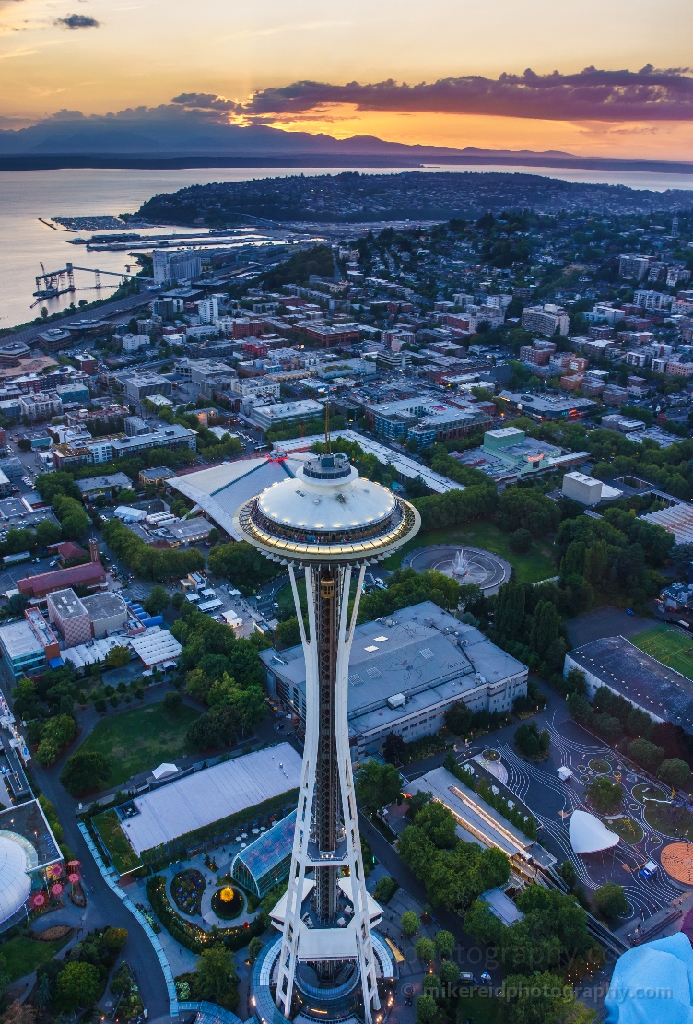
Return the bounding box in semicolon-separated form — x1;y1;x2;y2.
589;758;612;774
1;934;71;983
457;992;502;1023
604;816;644;844
382;518;557;583
644;802;693;840
633;783;668;804
78;702;201;788
630;625;693;682
92;809;142;874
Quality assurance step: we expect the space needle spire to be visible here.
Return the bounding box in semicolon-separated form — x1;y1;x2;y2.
234;448;420;1024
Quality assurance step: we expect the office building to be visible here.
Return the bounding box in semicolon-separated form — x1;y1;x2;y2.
260;600;527;762
123;374;172;402
196;297;218;324
251;398;323;431
122;334;150;353
153;250;202;285
619;255;654;281
521;304;570;337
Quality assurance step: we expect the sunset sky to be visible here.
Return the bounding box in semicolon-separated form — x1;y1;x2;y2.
2;0;693;158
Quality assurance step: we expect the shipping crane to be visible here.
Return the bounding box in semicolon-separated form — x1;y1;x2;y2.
30;261;152;309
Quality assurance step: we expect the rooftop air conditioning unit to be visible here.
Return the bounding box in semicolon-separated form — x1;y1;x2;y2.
387;693;406;710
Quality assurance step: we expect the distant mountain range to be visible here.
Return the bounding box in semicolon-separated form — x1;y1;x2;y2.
1;114;692;174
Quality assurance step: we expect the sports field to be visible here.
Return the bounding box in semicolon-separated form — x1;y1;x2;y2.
630;625;693;682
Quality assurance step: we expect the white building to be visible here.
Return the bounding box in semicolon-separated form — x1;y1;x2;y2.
122;334;150;352
196;297;218;324
521;304;570;337
561;471;622;506
251;398;323;431
152;250;202;285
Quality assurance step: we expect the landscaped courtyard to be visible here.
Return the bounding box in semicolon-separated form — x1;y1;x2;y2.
78;700;201;788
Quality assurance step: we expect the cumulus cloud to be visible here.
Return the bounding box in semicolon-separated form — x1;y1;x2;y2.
55;13;100;28
235;66;693;122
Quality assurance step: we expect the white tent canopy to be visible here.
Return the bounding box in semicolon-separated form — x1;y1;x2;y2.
570;809;619;854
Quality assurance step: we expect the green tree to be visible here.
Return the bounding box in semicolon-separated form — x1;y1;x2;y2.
626;706;653;739
416;994;437;1024
171;592;185;610
355;760;402;810
440;960;460;984
593;882;629;919
144;585;170;615
55;962;101;1010
494;582;526;642
60;751;112;796
443;700;473;736
400;911;419;936
35;520;62;548
657;758;692;790
163;690;183;712
628;738;665;773
412;802;457;848
208;541;281;595
514;721;550;759
586;776;623;814
433;929;455;959
194;945;239;1008
275;617;302;648
567;693;591;724
415;937;435;963
531;600;561;657
247;936;263;964
104;645;131;669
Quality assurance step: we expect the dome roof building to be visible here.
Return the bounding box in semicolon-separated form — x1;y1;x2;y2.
0;834;31;924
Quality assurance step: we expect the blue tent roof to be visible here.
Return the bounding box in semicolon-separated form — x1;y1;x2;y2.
605;933;693;1023
48;657;65;669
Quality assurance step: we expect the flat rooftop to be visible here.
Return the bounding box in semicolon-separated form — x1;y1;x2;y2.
568;635;693;728
120;742;302;855
261;601;526;741
0;620;43;660
47;589;88;620
81;592;127;620
0;798;62;870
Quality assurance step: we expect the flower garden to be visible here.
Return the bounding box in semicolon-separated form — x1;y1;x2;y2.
171;869;206;916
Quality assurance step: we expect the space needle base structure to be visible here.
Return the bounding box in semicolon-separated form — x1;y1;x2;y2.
234;451;420;1024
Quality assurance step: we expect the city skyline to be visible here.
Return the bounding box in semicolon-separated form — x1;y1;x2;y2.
1;0;693;159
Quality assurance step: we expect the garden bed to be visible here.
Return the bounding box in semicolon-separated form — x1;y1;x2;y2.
147;876;265;953
589;758;612;774
603;816;644;844
211;887;244;920
92;810;142;875
171;869;206;916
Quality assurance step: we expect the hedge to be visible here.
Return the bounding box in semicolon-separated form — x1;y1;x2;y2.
146;876;267;953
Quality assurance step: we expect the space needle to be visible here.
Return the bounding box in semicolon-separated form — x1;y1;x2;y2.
233;439;420;1024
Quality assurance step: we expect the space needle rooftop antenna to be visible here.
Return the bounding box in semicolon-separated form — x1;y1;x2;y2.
234;430;420;1024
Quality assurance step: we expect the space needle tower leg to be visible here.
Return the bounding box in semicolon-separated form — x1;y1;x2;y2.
234;449;420;1024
